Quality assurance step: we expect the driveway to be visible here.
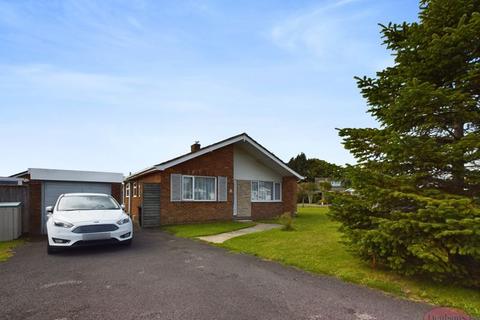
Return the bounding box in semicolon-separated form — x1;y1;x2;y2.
0;229;431;320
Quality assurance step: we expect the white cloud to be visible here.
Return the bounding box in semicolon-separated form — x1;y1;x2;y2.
0;64;224;112
269;0;377;66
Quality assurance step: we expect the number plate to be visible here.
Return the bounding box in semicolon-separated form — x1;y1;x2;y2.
82;233;111;241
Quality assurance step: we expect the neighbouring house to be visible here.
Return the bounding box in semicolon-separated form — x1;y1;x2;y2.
315;177;346;192
124;133;303;227
9;168;124;235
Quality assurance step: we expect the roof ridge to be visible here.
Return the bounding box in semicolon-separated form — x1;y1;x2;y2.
126;133;303;180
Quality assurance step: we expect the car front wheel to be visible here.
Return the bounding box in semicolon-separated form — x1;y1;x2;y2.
121;239;132;247
47;244;61;255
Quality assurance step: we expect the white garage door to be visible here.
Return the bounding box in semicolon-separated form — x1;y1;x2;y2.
41;181;112;234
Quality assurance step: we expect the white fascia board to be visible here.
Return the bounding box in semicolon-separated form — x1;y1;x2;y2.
0;202;22;207
155;134;304;180
29;168;124;183
125;166;158;181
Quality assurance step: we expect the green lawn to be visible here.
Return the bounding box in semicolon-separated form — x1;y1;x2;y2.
0;239;25;262
163;221;256;238
219;207;480;317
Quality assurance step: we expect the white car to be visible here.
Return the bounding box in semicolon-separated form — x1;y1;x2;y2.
46;193;133;254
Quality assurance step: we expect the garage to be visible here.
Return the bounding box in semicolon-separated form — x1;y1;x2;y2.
42;181;113;234
10;168;124;235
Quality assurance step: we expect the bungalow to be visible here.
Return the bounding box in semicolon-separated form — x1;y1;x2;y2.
124;133;303;226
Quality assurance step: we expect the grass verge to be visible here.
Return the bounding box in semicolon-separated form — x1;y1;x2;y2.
163;221;256;238
0;239;25;262
219;207;480;317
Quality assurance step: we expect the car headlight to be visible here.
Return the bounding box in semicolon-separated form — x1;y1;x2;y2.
116;217;130;225
53;220;74;228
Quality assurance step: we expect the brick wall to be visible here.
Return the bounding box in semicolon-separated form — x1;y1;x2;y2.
29;180;42;235
111;183;122;205
123;184;130;216
282;176;298;214
125;172;162;223
251;202;284;219
160;145;234;225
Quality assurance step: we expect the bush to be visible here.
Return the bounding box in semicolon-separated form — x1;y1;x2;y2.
279;212;295;231
316;196;325;205
330;187;480;287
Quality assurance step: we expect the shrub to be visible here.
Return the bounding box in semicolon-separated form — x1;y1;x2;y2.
330;184;480;287
279;212;295;231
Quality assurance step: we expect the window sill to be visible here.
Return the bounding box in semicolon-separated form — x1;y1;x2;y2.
251;200;282;203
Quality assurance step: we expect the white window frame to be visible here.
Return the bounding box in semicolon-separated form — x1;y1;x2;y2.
251;180;282;202
182;175;194;201
181;175;217;202
125;183;130;198
251;180;259;201
133;182;137;197
274;182;281;201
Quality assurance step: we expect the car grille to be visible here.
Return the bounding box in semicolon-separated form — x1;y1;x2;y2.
72;224;119;234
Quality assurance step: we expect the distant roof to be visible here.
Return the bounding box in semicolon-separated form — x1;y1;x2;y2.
127;133;303;180
11;168;124;183
0;177;24;186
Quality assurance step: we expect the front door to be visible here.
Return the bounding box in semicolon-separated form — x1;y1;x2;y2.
235;180;251;218
141;183;161;227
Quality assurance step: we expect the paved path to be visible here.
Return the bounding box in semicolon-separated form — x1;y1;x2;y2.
198;223;282;243
0;229;432;320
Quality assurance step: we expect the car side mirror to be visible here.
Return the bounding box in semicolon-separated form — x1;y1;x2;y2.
121;204;125;210
46;206;53;213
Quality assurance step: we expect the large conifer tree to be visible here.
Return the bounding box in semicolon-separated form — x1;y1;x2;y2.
331;0;480;285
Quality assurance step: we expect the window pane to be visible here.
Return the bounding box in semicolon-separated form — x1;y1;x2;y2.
194;177;216;200
259;181;273;201
182;176;193;200
274;183;281;200
251;181;258;200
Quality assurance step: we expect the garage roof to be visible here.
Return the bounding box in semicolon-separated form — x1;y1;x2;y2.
12;168;124;183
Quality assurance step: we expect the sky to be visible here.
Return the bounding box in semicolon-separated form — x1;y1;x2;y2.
0;0;419;176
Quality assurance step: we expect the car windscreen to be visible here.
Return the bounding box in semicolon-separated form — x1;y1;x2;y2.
57;195;120;211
